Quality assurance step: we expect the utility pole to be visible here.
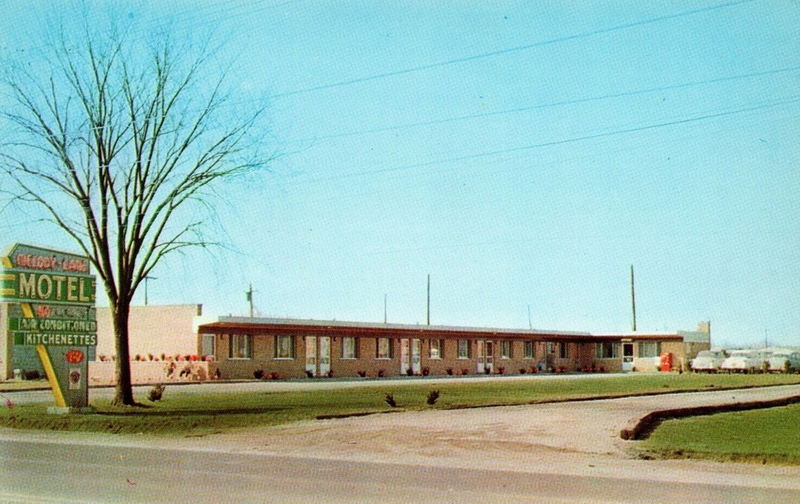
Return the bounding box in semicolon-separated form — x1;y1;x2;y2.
143;276;157;306
245;284;254;318
426;274;430;326
630;265;637;332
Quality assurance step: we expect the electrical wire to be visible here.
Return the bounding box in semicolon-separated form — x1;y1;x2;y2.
287;65;800;144
270;0;756;98
296;95;800;184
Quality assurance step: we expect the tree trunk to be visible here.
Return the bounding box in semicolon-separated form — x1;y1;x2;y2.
111;300;135;406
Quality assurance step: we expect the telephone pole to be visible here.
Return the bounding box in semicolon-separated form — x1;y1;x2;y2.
426;274;431;326
630;265;637;332
245;284;254;317
144;276;157;306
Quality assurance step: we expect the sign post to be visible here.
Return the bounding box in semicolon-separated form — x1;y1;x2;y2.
1;244;96;413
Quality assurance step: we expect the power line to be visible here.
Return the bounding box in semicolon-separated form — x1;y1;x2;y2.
287;65;800;143
271;0;756;98
299;95;800;184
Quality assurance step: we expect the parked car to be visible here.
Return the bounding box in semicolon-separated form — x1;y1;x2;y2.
690;349;728;373
767;350;800;373
720;349;769;374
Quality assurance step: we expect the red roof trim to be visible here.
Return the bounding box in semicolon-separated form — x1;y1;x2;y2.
197;322;683;342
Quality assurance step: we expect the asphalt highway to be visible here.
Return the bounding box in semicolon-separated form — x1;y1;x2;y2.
2;438;798;503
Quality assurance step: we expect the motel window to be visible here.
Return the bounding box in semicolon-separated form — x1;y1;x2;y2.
457;339;471;359
201;334;216;359
638;341;661;358
595;342;619;359
228;334;252;359
429;339;444;359
558;343;569;359
274;335;295;359
524;340;535;359
500;340;513;359
376;338;393;359
341;337;359;359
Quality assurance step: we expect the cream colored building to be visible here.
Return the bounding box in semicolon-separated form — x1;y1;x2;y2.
95;304;203;360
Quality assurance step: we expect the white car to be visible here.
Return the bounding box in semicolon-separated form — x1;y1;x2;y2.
767;350;800;373
691;350;728;373
720;350;767;374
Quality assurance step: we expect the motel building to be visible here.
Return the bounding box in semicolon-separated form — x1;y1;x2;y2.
196;317;705;380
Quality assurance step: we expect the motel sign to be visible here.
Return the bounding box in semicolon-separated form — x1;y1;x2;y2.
1;243;97;412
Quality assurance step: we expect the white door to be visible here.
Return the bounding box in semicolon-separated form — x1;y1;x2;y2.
622;343;634;372
400;339;410;375
476;340;485;373
484;341;494;374
305;336;317;376
319;336;331;376
411;339;421;375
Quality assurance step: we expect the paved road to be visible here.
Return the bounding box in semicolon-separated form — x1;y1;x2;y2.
1;438;798;504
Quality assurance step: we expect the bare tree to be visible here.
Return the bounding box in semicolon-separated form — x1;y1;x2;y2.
1;26;268;405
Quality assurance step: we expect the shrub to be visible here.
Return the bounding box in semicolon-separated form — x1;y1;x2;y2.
460;369;469;376
421;366;430;376
384;393;397;408
253;369;264;379
483;366;491;375
497;367;505;375
147;384;165;402
446;368;453;375
519;368;526;374
426;390;440;406
377;369;385;377
327;370;335;378
270;372;280;380
357;370;367;378
147;353;154;361
305;370;314;378
24;370;40;380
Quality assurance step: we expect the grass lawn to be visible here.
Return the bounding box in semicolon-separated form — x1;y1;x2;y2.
638;403;800;464
1;373;799;439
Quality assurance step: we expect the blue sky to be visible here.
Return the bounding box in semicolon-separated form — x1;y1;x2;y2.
2;1;799;347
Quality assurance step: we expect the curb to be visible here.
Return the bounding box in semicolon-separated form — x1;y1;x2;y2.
619;394;800;440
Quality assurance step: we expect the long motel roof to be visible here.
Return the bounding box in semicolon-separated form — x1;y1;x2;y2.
197;317;684;343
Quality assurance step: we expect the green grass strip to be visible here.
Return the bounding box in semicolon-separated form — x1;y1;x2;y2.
638;403;800;464
1;373;799;439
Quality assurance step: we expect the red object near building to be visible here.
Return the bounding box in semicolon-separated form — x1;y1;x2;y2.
65;349;85;364
659;352;673;372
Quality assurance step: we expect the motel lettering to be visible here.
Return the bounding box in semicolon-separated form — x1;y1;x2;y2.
16;272;95;304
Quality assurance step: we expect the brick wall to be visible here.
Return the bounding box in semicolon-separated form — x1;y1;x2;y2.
209;334;623;380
